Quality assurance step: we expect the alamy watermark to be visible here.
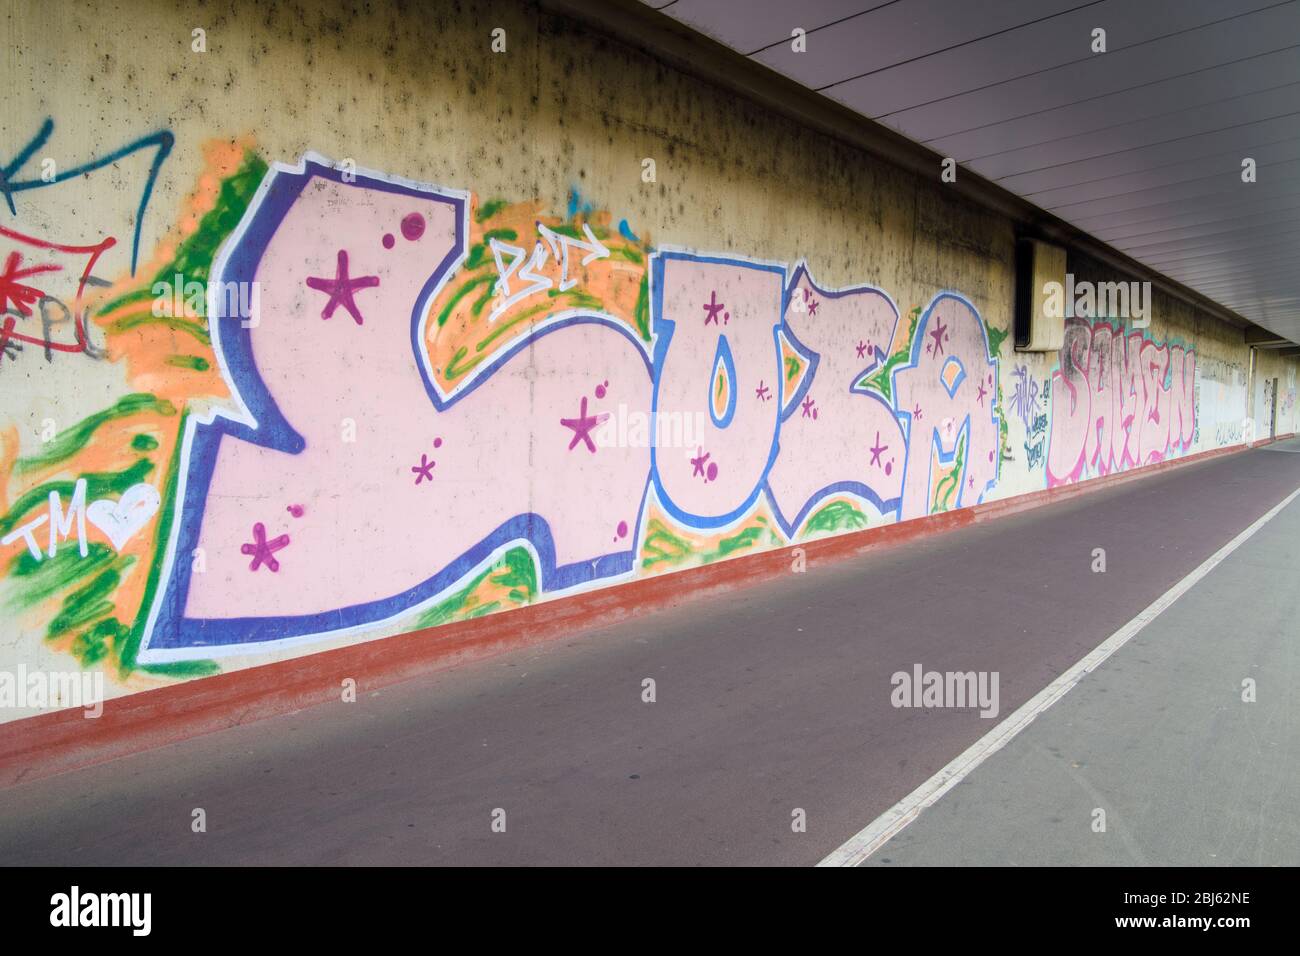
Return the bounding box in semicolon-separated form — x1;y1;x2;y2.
0;665;104;717
1043;274;1151;328
594;404;710;455
152;273;261;327
891;664;1000;718
50;886;151;936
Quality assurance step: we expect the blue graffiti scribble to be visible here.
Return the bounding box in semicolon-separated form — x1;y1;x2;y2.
1;118;174;276
1009;363;1041;431
566;187;596;223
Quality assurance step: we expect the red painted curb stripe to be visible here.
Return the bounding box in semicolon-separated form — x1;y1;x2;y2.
0;434;1291;788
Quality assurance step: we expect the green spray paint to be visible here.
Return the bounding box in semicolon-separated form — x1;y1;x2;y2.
436;273;496;328
932;436;967;513
15;393;174;475
117;411;219;678
475;198;509;223
416;547;537;629
862;306;921;401
802;501;869;536
5;542;116;612
46;563;131;644
641;519;692;570
164;354;211;371
985;319;1009;357
634;274;650;341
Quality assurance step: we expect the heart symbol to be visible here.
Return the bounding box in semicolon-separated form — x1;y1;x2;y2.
86;483;161;552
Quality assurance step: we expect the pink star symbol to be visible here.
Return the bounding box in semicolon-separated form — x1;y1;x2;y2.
976;382;987;405
856;340;868;359
240;522;290;573
305;250;380;325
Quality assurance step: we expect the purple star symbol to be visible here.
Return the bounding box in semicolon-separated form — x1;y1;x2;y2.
691;447;711;477
869;431;888;468
913;403;923;421
801;396;816;418
305;249;380;325
928;319;947;356
755;381;771;401
703;290;725;326
560;396;606;453
241;522;290;573
856;340;868;359
976;382;987;406
808;298;819;316
412;454;435;484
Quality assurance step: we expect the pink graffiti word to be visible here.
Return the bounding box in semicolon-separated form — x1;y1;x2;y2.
1046;318;1195;487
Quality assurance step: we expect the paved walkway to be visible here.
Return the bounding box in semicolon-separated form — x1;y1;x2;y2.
2;441;1298;865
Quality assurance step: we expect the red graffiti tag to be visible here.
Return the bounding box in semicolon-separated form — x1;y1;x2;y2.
0;250;59;316
0;224;116;354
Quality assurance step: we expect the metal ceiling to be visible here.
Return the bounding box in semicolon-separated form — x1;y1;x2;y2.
640;0;1300;345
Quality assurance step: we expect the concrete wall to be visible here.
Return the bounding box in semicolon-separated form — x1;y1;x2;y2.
2;0;1296;719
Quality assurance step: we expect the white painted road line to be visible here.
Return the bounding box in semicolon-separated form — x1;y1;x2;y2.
818;482;1300;868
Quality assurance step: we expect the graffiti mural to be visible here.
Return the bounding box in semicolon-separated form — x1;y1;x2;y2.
145;157;655;654
2;136;259;679
129;155;1008;660
0;139;1223;690
893;294;1000;518
766;267;904;535
1046;318;1196;487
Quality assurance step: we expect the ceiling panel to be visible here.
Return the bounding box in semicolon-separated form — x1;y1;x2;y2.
644;0;882;55
859;3;1297;143
1067;185;1300;232
643;0;1300;341
1008;126;1300;202
968;83;1300;182
1046;157;1300;217
751;0;1086;92
927;46;1300;161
